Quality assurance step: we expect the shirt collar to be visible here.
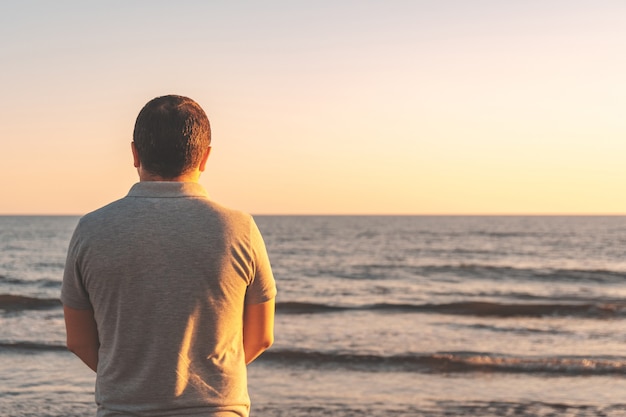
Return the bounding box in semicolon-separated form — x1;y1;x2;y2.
127;182;209;198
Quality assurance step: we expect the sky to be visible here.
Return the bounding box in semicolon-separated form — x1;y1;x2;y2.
1;1;625;215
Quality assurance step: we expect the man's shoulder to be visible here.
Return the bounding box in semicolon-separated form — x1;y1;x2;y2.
196;200;257;235
71;197;131;236
202;199;251;219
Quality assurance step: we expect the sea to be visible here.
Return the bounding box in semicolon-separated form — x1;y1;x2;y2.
1;215;626;417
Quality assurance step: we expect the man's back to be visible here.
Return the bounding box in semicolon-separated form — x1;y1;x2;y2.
62;182;276;416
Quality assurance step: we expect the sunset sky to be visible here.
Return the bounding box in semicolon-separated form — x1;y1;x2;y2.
1;1;625;215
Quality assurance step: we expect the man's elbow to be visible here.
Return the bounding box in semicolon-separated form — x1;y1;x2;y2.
66;340;83;356
252;334;273;352
261;334;274;350
66;338;98;355
65;338;80;354
244;333;274;364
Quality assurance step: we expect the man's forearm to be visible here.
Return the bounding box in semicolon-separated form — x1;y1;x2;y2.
243;299;275;365
63;305;100;373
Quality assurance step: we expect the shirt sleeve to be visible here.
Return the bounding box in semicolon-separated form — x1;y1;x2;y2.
60;221;93;310
244;217;277;305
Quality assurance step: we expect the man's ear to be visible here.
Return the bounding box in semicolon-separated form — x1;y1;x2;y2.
199;146;212;172
131;142;140;168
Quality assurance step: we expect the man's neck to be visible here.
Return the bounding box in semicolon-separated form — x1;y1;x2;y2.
138;168;201;183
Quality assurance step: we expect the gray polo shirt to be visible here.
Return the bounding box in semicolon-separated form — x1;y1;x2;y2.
61;182;276;417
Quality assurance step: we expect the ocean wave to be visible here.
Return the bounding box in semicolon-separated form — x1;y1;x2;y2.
448;323;569;335
261;349;626;376
275;302;349;314
314;263;626;284
419;264;626;284
275;301;626;318
0;275;61;288
0;294;61;311
32;261;66;269
251;401;626;417
0;341;67;351
4;295;623;319
6;341;625;377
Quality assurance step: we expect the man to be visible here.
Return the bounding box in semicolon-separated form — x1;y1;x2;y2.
61;95;276;417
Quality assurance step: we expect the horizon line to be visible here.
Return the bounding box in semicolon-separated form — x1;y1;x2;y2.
2;213;626;217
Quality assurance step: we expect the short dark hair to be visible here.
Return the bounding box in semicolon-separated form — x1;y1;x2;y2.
133;95;211;179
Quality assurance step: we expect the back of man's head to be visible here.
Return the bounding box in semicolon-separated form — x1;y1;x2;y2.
133;95;211;179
